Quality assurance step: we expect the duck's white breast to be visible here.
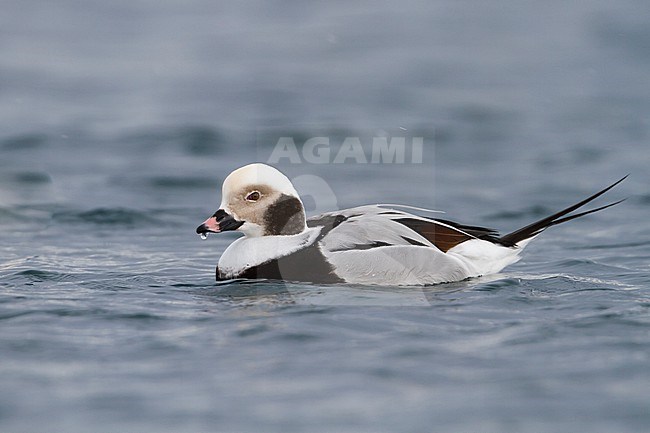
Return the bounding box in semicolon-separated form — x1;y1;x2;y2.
218;227;321;277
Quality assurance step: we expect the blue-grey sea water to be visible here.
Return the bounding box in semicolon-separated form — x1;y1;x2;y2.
2;1;650;432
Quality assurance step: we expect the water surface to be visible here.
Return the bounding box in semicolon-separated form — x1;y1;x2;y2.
1;1;650;432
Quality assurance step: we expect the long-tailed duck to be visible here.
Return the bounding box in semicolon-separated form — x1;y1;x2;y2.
196;163;625;285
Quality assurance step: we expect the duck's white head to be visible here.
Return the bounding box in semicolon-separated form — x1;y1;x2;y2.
196;163;307;238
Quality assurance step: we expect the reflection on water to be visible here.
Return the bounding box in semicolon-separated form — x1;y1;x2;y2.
192;274;538;307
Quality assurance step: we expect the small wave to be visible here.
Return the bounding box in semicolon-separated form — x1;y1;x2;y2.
0;171;52;185
553;258;597;268
484;205;550;221
120;125;225;156
474;277;522;292
636;194;650;206
148;176;215;189
10;269;77;283
1;133;48;151
0;207;24;222
571;240;650;250
12;172;52;184
515;272;635;289
105;312;166;321
52;207;157;226
178;126;224;156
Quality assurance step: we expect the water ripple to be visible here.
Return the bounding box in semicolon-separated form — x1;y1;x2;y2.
9;269;77;283
148;176;214;189
52;207;158;226
1;133;48;151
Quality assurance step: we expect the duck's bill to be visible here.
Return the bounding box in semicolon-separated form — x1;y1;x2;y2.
196;209;244;238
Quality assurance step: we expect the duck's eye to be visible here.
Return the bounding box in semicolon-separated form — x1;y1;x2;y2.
245;191;261;202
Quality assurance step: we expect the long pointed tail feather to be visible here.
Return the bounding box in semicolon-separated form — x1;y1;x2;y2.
498;176;627;247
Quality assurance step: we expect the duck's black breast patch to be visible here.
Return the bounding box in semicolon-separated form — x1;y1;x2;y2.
264;194;306;236
217;242;343;284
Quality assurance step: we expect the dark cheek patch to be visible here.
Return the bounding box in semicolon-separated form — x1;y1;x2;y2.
263;194;306;236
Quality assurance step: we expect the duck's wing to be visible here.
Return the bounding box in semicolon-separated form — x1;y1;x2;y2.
307;206;489;285
307;205;499;253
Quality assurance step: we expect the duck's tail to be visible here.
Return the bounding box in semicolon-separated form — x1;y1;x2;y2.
498;176;627;247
